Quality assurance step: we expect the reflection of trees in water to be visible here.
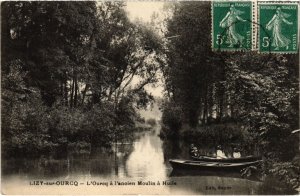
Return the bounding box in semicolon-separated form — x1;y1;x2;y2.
124;130;167;178
114;143;135;177
2;141;136;179
89;156;116;177
90;143;134;177
2;158;70;178
147;131;163;151
162;139;185;161
41;159;69;177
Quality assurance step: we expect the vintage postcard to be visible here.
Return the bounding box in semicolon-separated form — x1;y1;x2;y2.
1;0;299;195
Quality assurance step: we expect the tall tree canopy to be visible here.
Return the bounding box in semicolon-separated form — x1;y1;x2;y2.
163;1;219;127
1;1;164;157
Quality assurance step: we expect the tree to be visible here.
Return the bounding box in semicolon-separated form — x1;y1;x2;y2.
224;53;299;159
1;1;165;157
163;1;218;127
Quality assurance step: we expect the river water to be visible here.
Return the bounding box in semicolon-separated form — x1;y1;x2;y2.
1;127;291;194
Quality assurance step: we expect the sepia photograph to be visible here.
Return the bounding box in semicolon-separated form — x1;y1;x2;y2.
1;0;299;195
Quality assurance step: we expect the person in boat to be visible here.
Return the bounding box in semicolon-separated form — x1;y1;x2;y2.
189;144;199;157
233;147;241;158
216;145;227;159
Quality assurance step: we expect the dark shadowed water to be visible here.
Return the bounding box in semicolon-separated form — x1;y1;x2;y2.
1;127;294;194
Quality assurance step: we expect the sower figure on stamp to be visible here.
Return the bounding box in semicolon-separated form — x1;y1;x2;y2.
266;7;293;50
219;4;247;47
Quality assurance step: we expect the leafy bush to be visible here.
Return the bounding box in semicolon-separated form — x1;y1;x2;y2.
1;63;55;157
160;100;183;137
268;161;300;190
1;64;133;157
257;175;297;195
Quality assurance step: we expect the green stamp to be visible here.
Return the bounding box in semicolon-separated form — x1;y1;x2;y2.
212;2;252;51
259;3;298;53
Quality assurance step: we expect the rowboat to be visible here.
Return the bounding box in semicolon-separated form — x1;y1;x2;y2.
190;155;262;163
169;159;261;172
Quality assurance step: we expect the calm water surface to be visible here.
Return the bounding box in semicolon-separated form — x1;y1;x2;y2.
1;127;289;194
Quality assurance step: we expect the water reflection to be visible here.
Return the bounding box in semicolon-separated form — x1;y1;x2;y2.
126;129;167;178
1;127;293;194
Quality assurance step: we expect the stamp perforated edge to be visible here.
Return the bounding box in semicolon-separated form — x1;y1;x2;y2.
252;0;257;50
257;1;299;54
211;0;299;54
211;0;254;52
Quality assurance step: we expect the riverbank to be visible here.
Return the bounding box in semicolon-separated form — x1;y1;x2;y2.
159;122;300;193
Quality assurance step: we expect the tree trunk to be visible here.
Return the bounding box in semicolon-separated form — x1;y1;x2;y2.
208;83;214;122
198;97;203;125
81;84;89;105
230;102;234;118
64;80;68;106
218;84;224;122
223;89;228;118
203;87;208;124
74;74;78;107
70;77;75;108
60;81;64;97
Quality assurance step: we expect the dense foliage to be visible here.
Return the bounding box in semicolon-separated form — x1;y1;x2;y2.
1;1;163;157
163;2;216;127
161;1;299;189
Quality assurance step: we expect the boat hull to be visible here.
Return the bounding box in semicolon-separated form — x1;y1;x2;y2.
190;155;262;163
169;159;261;172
